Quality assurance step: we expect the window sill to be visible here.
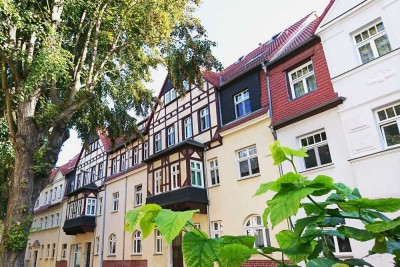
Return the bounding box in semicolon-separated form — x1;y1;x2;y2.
208;184;220;188
134;204;142;208
154;253;163;256
299;163;334;174
237;173;261;181
107;255;116;258
111;210;119;214
131;254;142;257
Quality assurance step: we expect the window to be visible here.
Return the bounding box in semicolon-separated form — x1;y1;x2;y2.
234;90;251;118
155;230;163;254
171;163;180;190
164;88;177;104
61;244;67;259
190;161;203;187
167;126;175;147
98;163;104;179
354;21;391;64
209;159;219;186
133;147;139;165
112;192;119;212
134;185;143;207
55;213;60;226
35;198;39;207
109;234;116;255
120;152;127;171
325;232;352;254
76;173;81;188
155;133;162;153
133;231;142;255
91;166;97;182
98;197;103;215
52;243;56;258
154;170;162;195
44;192;48;205
86;198;97;216
44;216;48;229
300;131;332;169
53;188;57;200
95;237;100;255
83;171;89;185
183;80;190;91
376;103;400;147
237;146;260;178
50;215;54;227
111;158;117;175
69;179;75;193
211;221;223;238
184;117;193;139
41;245;44;259
47;244;50;258
143;142;148;159
200;107;211;131
40;218;43;229
288;61;316;99
59;185;63;198
244;215;271;248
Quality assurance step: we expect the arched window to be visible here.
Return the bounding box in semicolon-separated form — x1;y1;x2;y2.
133;231;142;255
244;215;270;248
109;234;116;255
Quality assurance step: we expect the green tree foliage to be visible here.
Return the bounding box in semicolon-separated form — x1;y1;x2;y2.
0;0;221;265
126;142;400;267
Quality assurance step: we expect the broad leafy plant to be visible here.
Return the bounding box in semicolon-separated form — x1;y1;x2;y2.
125;142;400;267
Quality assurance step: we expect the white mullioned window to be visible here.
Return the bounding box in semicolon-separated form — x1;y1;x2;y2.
135;184;143;206
98;163;104;179
120;152;127;171
190;161;203;187
133;147;139;165
112;192;119;212
211;221;223;238
53;188;57;200
49;189;53;202
234;90;251;118
143;142;148;159
354;20;392;64
59;185;63;198
91;166;96;182
86;198;97;216
52;243;56;258
244;215;271;248
300;131;332;169
170;163;180;190
200;107;211;131
61;244;67;259
98;197;103;215
324;228;352;255
155;230;163;254
154;170;162;195
133;231;142;255
164;88;177;104
167;126;175;147
184;117;193;139
237;146;260;178
111;158;117;175
155;133;162;153
95;237;100;255
376;103;400;148
288;61;317;99
109;234;117;255
209;159;219;186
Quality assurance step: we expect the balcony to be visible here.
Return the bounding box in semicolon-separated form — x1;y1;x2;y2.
63;216;96;235
146;187;208;214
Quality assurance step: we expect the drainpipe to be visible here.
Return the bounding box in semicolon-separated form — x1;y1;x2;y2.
100;181;107;267
202;146;212;238
122;176;128;266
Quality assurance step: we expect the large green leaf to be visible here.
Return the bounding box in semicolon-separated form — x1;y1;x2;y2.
139;204;162;238
268;187;317;228
365;219;400;233
218;244;256;267
276;230;316;263
254;182;276;196
306;258;339;267
182;231;220;267
339;198;400;213
337;226;375;241
220;235;255;249
269;142;288;165
155;209;198;243
294;213;325;236
125;210;144;232
281;146;308;158
343;258;373;267
371;235;387;253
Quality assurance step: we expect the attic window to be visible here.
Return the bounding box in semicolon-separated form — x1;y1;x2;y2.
235;55;245;63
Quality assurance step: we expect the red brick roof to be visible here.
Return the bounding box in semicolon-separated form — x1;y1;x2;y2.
59;153;80;176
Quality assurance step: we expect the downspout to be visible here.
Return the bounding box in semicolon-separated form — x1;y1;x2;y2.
261;61;290;230
202;146;211;238
100;180;107;267
122;176;128;265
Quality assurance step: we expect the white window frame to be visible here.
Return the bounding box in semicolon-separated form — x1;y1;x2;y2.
200;107;211;131
56;213;60;226
59;185;63;198
155;230;163;254
44;216;47;229
190;160;204;188
120;152;127;171
46;244;50;258
98;163;104;179
211;221;223;238
353;20;392;64
112;192;119;212
90;166;96;183
109;234;117;255
376;103;400;148
167;126;175;147
86;198;97;216
288;61;317;99
94;237;100;255
133;147;139;165
244;215;271;248
143;142;148;159
184;117;193;139
111;158;117;175
154;170;162;195
133;230;142;255
234;89;251;118
164;88;177;105
237;146;260;179
98;197;103;215
300;131;332;170
155;133;162;153
61;244;67;259
53;188;57;200
209;159;219;186
49;190;53;203
322;226;352;256
51;243;56;258
134;184;143;207
170;163;180;190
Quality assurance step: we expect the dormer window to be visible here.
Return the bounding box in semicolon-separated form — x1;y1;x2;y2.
288;61;316;99
234;90;251;118
164;88;177;104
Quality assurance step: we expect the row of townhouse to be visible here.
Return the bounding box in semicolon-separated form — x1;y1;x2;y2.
25;0;400;266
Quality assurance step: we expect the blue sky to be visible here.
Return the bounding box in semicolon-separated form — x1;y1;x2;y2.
57;0;330;165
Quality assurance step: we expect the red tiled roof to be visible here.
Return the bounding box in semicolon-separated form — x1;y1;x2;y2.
59;153;80;176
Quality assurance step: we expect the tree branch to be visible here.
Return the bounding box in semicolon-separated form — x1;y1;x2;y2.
0;49;21;85
53;96;93;124
1;58;17;138
72;10;87;58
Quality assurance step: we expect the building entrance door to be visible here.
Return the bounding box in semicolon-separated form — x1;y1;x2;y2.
33;251;38;267
70;244;81;267
85;242;91;267
172;234;183;267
